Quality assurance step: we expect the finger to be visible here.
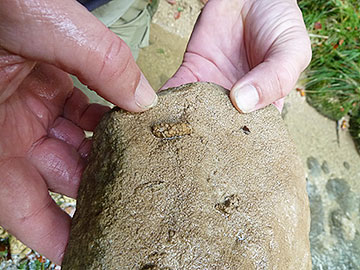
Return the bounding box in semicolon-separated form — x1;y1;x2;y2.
0;0;157;111
49;117;86;149
230;55;305;113
0;158;71;265
230;45;311;113
28;138;85;198
63;88;110;131
0;48;35;104
161;65;199;90
49;117;93;159
230;20;311;113
78;138;93;160
273;98;285;113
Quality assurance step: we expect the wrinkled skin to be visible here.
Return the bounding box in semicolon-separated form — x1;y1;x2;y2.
0;59;110;263
165;0;311;111
0;0;311;265
165;0;311;110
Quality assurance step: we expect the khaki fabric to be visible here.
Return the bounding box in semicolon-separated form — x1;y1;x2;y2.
91;0;134;27
73;0;158;105
110;0;151;59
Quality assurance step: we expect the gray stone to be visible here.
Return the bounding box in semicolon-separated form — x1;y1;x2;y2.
309;203;360;269
307;157;322;177
62;83;311;270
312;207;360;270
326;178;357;214
329;209;345;237
306;182;324;238
343;161;350;170
326;178;350;199
321;160;330;174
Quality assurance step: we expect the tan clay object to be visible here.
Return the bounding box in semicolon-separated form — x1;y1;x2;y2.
62;82;311;270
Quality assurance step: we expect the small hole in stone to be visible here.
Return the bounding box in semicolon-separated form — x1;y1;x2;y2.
140;263;157;270
168;230;176;239
224;198;231;207
151;122;192;139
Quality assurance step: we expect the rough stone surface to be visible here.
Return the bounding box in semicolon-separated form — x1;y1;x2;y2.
62;82;311;270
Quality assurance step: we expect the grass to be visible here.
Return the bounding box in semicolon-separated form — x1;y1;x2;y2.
299;0;360;151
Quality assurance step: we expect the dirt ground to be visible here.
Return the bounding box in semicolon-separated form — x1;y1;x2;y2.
136;0;204;90
137;23;188;90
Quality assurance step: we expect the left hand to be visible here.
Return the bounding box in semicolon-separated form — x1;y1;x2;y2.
164;0;312;113
0;0;157;264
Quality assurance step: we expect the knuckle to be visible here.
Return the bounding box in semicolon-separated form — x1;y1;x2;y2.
84;32;133;88
97;34;132;81
19;198;52;225
274;62;297;98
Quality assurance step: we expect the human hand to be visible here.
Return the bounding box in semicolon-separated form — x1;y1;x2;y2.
0;0;157;265
164;0;311;113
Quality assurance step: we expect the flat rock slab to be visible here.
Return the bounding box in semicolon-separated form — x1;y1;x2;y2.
62;82;311;270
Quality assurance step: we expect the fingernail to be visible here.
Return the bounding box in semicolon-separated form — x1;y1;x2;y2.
233;84;259;113
135;74;158;109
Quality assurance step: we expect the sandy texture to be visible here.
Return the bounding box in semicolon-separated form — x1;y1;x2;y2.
138;0;360;267
152;0;203;39
62;82;311;270
137;23;188;90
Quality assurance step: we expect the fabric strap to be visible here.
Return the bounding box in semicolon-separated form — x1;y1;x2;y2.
77;0;112;11
90;0;136;27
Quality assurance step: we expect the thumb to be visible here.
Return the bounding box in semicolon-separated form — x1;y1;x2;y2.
0;0;157;112
230;48;311;114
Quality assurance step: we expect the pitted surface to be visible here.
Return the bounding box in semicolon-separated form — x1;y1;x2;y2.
62;82;311;270
151;122;192;139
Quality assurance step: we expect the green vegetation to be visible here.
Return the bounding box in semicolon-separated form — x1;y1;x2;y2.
1;235;53;270
18;258;52;270
0;237;10;260
299;0;360;151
